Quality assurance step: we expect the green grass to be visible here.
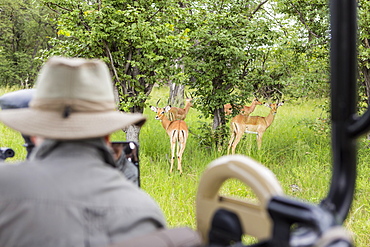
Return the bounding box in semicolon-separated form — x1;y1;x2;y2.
1;86;369;246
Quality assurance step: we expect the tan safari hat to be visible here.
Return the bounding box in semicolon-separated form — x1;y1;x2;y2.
0;56;146;140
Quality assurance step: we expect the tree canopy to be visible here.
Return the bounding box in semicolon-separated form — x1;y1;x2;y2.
0;0;55;87
41;0;191;115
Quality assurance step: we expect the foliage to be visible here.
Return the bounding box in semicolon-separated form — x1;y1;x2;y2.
193;121;228;149
1;1;335;124
273;1;330;99
358;0;370;71
275;0;370;112
183;1;275;120
0;0;56;87
41;0;191;113
180;0;331;144
275;0;329;44
358;0;370;118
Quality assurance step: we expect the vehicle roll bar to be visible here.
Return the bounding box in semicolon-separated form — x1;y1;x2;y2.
322;0;358;224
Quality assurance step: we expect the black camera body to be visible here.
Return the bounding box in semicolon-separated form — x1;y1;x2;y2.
0;148;15;161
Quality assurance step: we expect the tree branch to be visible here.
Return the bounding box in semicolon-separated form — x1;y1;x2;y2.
104;42;122;90
45;2;73;13
249;0;268;20
290;3;321;39
147;6;164;22
364;38;370;49
124;50;132;75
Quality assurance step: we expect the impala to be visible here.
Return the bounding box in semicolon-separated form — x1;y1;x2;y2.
224;98;263;116
150;103;188;174
227;102;284;153
168;97;193;121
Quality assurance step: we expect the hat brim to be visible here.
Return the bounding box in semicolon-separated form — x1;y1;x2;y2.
0;109;146;140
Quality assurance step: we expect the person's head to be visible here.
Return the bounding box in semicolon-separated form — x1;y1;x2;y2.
0;56;146;145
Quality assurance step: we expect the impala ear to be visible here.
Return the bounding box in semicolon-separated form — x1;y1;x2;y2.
264;103;270;108
150;106;157;112
164;105;172;112
278;101;284;107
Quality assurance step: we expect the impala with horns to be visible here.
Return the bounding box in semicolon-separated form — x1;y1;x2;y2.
227;101;284;153
167;94;193;121
224;97;263;116
150;100;188;174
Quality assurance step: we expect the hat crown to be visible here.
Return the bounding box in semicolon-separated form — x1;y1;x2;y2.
34;56;114;103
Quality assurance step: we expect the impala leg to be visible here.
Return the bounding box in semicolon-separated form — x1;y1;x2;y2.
227;137;234;155
256;132;263;150
227;123;237;155
176;139;181;173
231;125;245;154
170;134;177;173
177;143;184;174
177;130;187;174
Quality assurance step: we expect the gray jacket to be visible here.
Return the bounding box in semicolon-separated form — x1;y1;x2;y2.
0;139;166;247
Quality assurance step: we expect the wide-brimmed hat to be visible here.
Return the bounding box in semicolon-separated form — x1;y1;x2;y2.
0;56;146;140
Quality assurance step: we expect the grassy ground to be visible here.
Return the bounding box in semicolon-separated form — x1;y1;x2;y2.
1;85;369;246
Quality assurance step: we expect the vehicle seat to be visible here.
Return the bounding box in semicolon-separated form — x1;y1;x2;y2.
196;155;284;244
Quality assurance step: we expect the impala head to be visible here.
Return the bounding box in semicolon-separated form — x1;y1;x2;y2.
185;97;193;107
252;92;263;105
150;102;171;120
264;102;284;115
253;98;263;105
185;92;194;106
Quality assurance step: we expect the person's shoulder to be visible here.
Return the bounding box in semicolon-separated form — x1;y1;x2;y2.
0;161;44;198
0;161;34;178
0;161;28;168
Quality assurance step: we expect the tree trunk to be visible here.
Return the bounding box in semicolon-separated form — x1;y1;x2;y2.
169;83;185;107
212;108;224;130
125;125;141;144
213;107;227;149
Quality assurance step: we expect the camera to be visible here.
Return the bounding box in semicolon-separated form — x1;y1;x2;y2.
0;147;15;161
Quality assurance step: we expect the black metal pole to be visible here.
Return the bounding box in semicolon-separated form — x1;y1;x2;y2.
323;0;358;223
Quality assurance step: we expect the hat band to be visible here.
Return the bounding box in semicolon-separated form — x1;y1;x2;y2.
30;98;116;112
